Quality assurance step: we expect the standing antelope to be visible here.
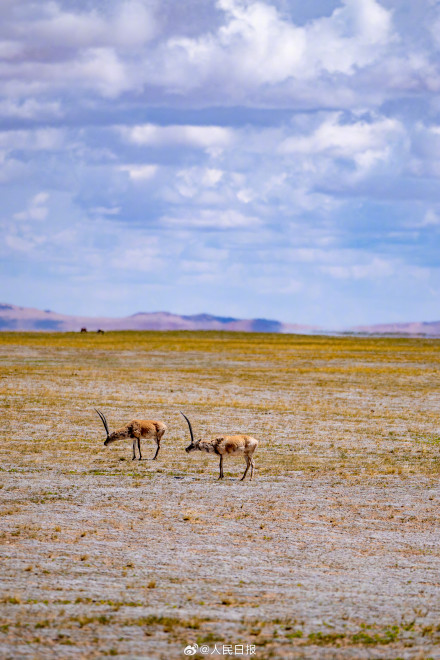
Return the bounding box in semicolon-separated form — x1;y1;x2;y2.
181;412;258;481
95;409;166;460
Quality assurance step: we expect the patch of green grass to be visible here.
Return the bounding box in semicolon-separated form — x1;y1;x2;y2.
307;631;345;645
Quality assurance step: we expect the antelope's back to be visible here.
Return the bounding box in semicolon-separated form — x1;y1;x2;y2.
133;420;167;436
217;434;258;454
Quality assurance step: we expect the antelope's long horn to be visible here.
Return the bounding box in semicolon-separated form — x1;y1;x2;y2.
180;411;194;443
95;408;109;437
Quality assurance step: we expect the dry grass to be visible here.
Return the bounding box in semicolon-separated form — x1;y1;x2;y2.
0;330;439;659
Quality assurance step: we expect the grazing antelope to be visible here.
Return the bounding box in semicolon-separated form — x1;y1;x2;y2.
181;412;258;481
95;409;166;460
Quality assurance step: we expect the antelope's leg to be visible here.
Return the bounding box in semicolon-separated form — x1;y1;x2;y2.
152;430;163;460
250;458;255;481
132;438;136;461
218;455;224;479
240;456;251;481
137;437;142;460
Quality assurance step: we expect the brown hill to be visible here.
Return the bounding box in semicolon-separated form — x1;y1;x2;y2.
3;303;438;336
0;303;315;334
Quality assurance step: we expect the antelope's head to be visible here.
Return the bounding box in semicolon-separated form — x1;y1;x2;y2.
95;409;114;445
181;412;201;452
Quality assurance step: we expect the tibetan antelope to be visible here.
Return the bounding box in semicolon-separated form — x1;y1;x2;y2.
181;412;258;481
95;409;166;460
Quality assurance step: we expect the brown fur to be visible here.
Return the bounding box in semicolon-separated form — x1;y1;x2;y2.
186;431;258;481
100;415;167;460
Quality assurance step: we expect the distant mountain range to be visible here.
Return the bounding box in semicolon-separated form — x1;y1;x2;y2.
350;321;440;336
0;303;315;333
0;303;439;336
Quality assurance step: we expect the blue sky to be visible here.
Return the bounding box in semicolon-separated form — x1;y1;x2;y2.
1;0;440;327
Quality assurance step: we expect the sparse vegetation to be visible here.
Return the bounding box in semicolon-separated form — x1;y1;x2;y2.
0;330;439;658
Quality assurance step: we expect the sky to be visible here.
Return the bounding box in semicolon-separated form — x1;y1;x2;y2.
1;0;440;328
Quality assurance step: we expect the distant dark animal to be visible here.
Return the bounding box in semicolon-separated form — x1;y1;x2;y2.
97;329;105;334
80;327;87;333
95;409;167;460
181;412;258;481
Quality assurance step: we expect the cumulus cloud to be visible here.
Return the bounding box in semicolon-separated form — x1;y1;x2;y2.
279;113;406;182
146;0;395;101
0;0;404;109
158;0;306;89
280;114;401;158
2;1;157;52
0;0;436;111
0;1;157;100
303;0;393;75
121;124;233;151
119;164;158;181
1;1;440;325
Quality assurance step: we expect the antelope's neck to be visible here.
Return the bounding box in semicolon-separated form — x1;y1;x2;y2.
200;441;217;453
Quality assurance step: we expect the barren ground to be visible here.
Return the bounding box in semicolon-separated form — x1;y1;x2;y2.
0;331;439;659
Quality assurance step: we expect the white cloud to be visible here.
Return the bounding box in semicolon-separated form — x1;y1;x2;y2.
170;0;306;87
414;209;440;228
0;46;132;99
0;2;157;101
121;123;233;151
280;114;402;158
0;98;62;119
115;111;406;220
0;128;64;182
0;128;64;151
321;257;395;280
5;234;43;252
119;164;158;181
1;1;440;327
148;0;394;95
6;1;157;51
278;113;405;180
303;0;393;76
176;167;224;198
407;122;440;178
70;48;132;98
162;208;261;229
0;152;28;183
0;0;430;111
14;192;49;221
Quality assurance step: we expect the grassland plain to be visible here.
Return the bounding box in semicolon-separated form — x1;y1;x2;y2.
0;330;439;660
